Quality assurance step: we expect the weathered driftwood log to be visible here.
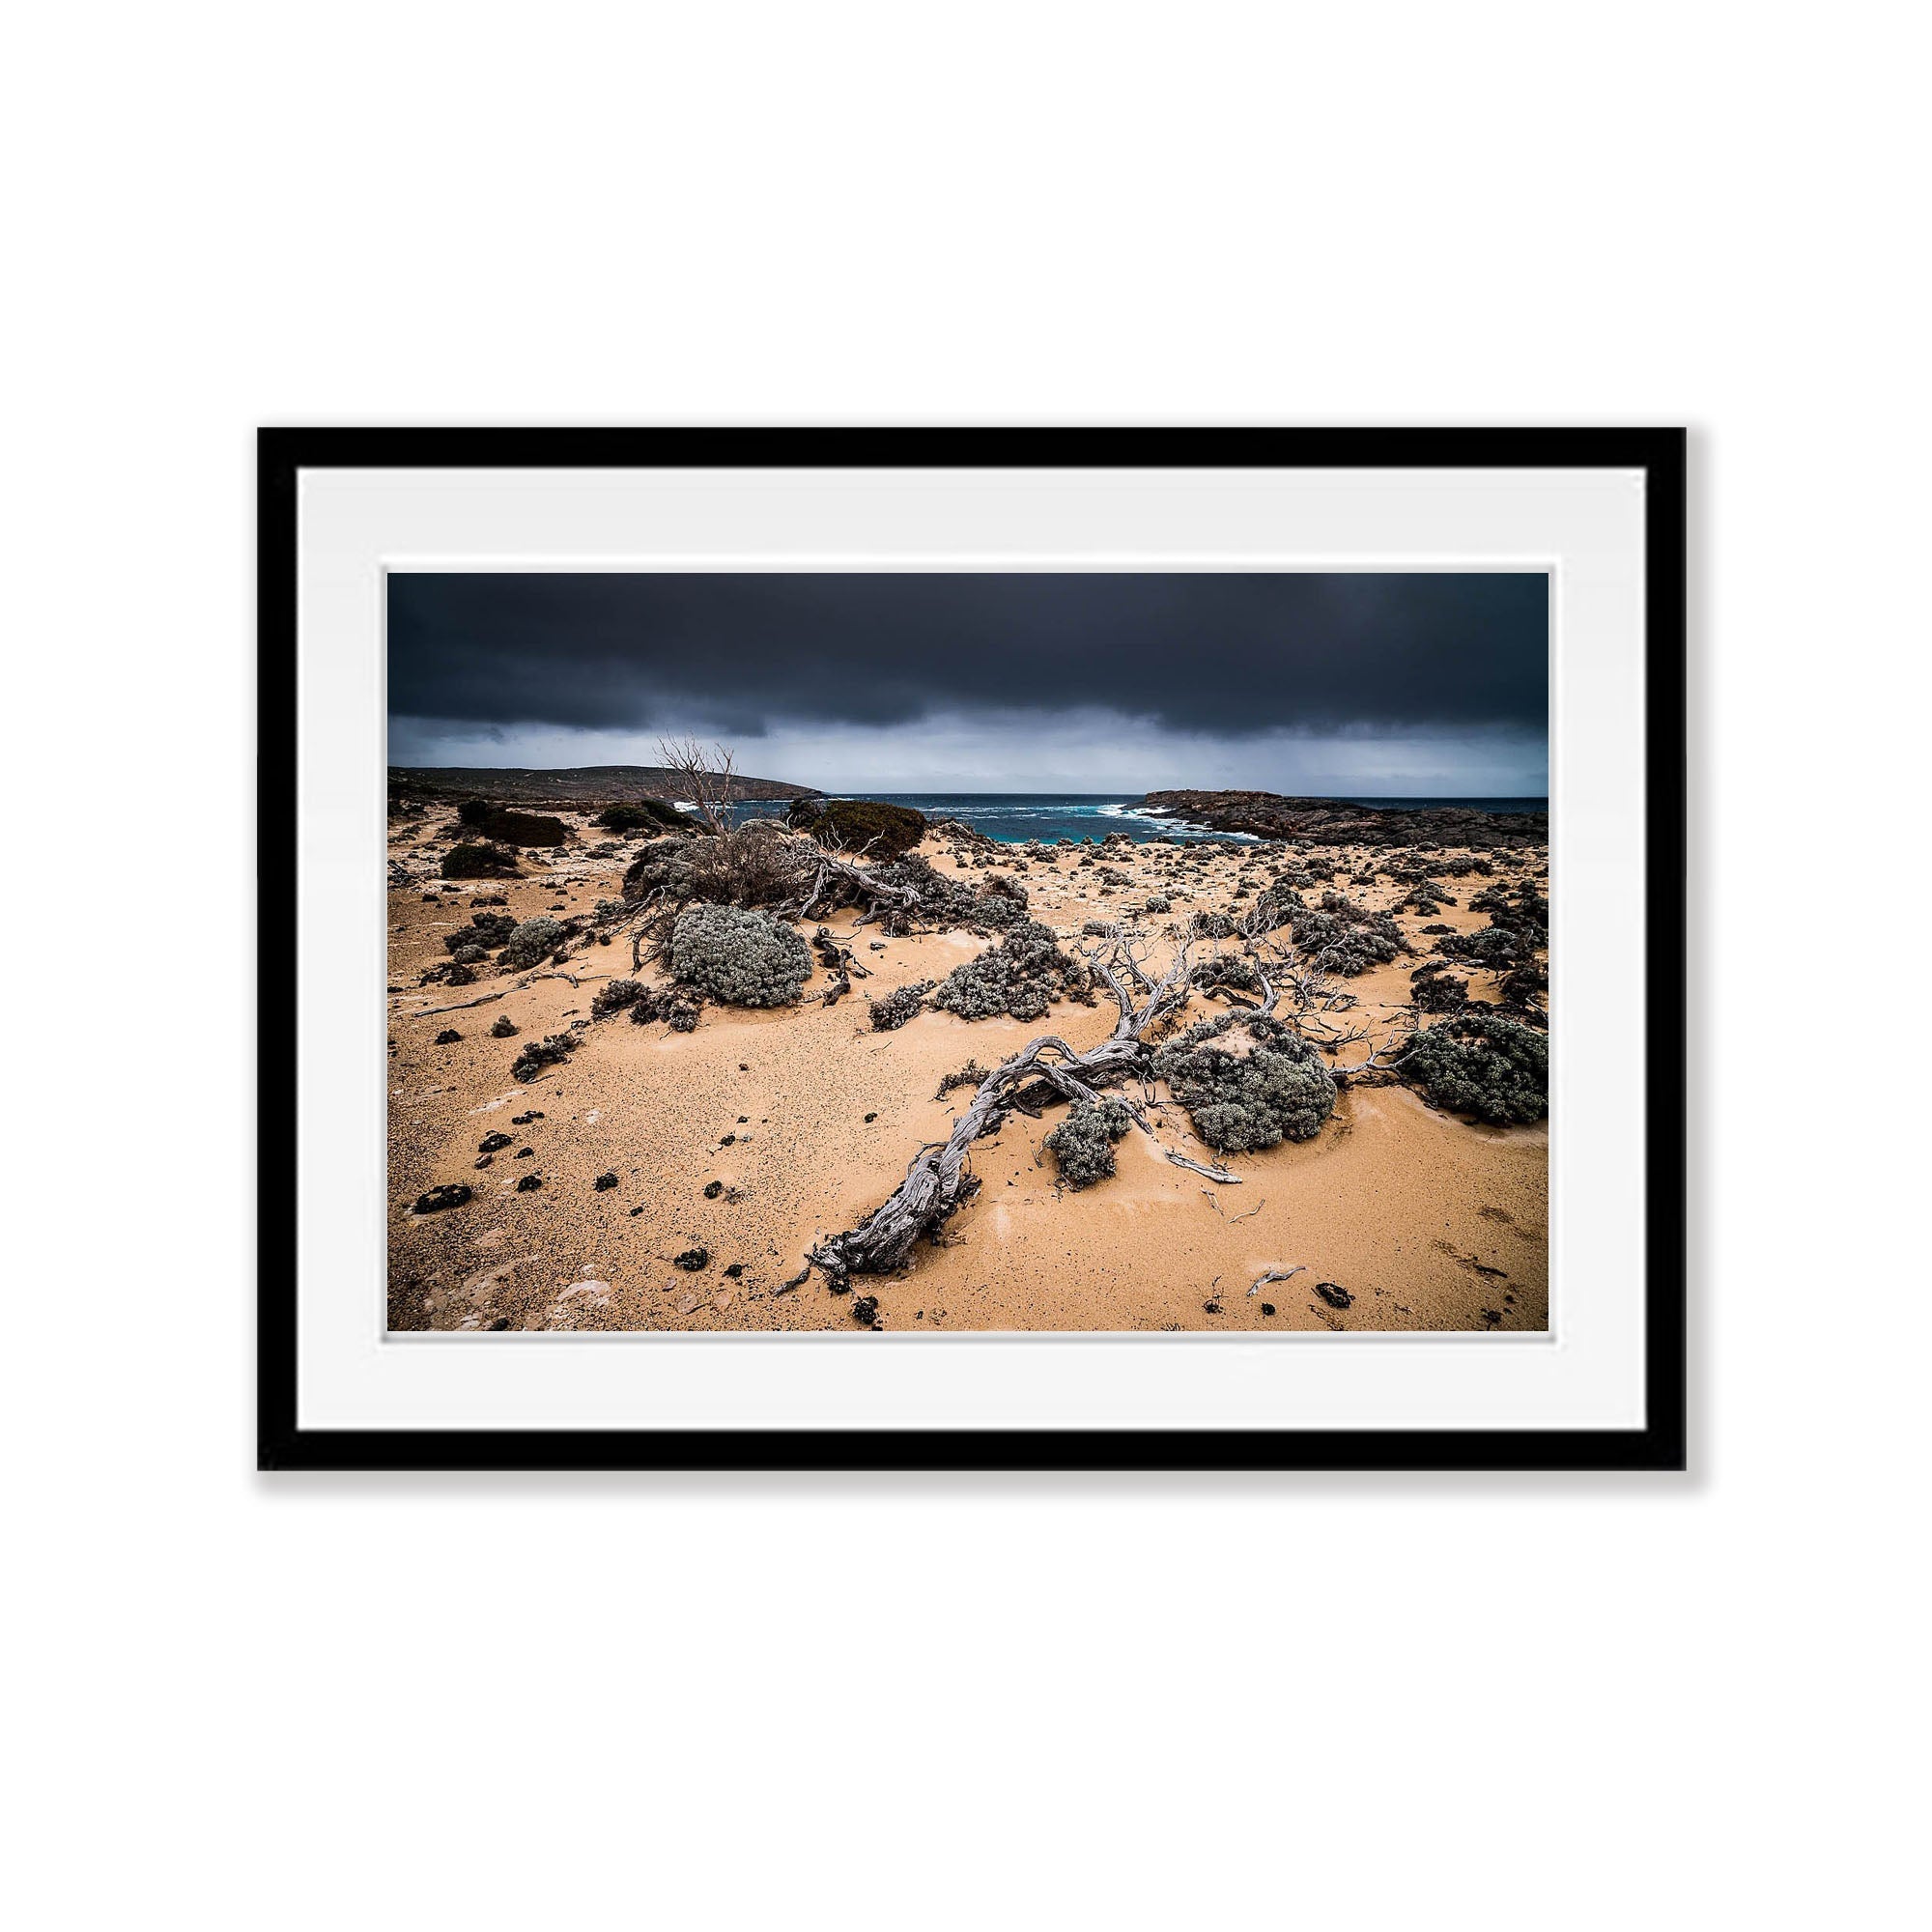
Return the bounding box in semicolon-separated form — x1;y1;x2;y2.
805;935;1265;1283
791;852;923;925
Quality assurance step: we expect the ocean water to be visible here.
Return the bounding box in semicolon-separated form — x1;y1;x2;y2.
735;793;1547;844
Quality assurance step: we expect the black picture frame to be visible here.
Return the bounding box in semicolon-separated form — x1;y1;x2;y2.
258;427;1686;1473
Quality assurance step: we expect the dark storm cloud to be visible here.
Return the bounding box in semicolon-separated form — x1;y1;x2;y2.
387;572;1547;739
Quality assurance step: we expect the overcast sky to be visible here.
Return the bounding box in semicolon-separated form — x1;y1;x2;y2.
388;572;1548;795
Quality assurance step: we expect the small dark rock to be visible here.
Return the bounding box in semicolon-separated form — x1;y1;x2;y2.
515;1175;543;1192
485;1317;512;1332
1204;1299;1224;1315
673;1247;709;1270
1314;1281;1353;1310
592;1171;618;1191
703;1180;724;1200
724;1263;744;1279
516;1147;534;1159
473;1155;493;1169
478;1131;512;1153
412;1183;471;1214
850;1293;880;1326
489;1015;520;1038
434;1028;463;1044
864;1112;877;1123
719;1132;735;1147
1260;1302;1277;1317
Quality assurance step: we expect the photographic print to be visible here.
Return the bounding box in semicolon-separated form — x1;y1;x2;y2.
384;568;1551;1336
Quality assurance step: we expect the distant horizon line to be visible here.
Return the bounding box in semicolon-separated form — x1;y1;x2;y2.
388;766;1547;802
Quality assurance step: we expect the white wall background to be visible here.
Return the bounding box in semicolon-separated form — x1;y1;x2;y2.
5;5;1922;1927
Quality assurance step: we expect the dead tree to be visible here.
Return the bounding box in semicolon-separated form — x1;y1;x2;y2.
654;734;739;833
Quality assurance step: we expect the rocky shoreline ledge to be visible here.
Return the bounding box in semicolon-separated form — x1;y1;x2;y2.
1139;789;1546;849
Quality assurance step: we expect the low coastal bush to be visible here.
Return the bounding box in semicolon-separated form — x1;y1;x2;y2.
1154;1014;1337;1152
595;799;696;835
509;1032;579;1083
1409;962;1469;1013
625;986;702;1032
788;798;926;860
1468;879;1549;938
590;978;648;1020
456;801;571;847
1044;1096;1134;1188
443;911;517;952
669;902;811;1008
689;824;810;907
1192;954;1262;994
1393;1012;1548;1123
1436;923;1523;967
440;841;520;880
867;980;934;1032
622;827;810;910
933;921;1087;1023
1288;895;1405;976
1496;960;1549;1023
497;915;568;972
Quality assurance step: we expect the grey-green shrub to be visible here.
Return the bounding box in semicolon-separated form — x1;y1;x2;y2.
1154;1014;1337;1151
510;1032;579;1083
1191;954;1261;993
932;921;1079;1023
590;978;647;1020
867;980;934;1032
497;916;568;972
1288;895;1404;975
1044;1096;1134;1188
669;903;811;1008
1393;1012;1548;1123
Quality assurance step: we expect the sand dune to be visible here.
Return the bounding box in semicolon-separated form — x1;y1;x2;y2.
387;816;1548;1334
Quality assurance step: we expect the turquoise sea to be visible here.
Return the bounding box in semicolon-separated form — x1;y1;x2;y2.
730;792;1548;843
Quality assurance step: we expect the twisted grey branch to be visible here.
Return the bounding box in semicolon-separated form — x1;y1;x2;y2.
804;936;1232;1282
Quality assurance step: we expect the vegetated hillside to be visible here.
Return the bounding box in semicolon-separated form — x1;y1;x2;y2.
388;765;822;807
1140;789;1547;849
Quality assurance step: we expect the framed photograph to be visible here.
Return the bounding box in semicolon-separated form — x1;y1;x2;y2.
260;427;1685;1471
